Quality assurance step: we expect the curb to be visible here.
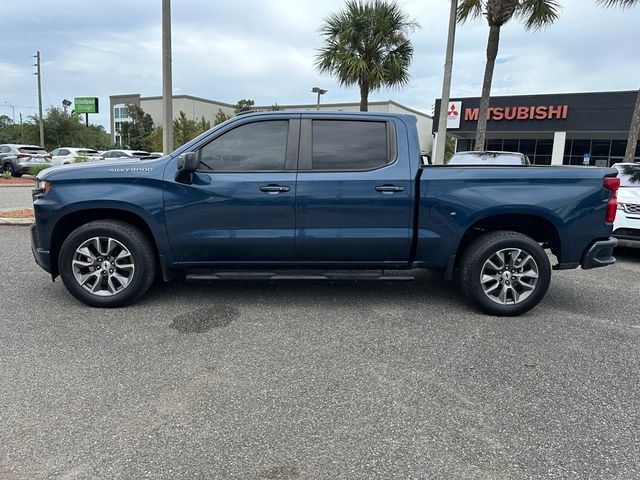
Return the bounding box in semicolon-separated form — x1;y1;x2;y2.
0;218;34;225
0;184;34;187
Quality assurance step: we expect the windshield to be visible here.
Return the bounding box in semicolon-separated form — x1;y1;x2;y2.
615;164;640;187
449;152;526;165
77;149;100;155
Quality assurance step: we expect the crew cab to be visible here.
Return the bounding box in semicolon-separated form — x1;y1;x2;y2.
31;112;619;316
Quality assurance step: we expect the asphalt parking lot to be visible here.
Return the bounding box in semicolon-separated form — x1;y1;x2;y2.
1;224;639;480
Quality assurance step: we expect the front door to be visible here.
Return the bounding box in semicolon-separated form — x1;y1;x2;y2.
164;116;300;265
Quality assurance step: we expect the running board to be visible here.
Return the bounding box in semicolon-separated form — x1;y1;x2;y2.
185;269;415;282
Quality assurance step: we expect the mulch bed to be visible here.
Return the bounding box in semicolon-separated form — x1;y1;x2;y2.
0;177;34;186
0;209;34;219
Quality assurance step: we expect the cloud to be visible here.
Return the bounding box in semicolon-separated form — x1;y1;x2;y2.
0;0;637;132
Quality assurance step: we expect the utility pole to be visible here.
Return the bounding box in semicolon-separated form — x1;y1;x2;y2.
433;0;458;165
34;50;45;148
162;0;173;154
19;113;24;142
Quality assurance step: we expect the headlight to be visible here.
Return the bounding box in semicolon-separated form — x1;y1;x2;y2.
36;180;51;193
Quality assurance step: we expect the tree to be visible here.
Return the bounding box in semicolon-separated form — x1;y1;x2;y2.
215;109;232;125
458;0;560;150
596;0;639;162
0;107;110;150
315;0;418;111
234;99;255;114
120;103;154;151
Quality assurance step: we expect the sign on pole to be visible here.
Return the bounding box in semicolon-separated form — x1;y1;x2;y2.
74;97;99;114
583;153;591;166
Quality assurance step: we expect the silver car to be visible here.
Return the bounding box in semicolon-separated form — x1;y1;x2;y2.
0;144;52;176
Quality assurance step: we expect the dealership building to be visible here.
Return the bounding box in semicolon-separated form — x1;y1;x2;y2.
434;90;640;166
110;93;433;152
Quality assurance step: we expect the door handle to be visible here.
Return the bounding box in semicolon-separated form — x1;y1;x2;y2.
375;185;405;193
260;185;290;194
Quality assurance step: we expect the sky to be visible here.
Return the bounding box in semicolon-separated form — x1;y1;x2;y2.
0;0;638;131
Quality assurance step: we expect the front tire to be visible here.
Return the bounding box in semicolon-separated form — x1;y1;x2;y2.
458;231;551;316
58;220;156;307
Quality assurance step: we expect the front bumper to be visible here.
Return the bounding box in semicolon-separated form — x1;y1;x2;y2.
30;223;52;274
581;237;617;270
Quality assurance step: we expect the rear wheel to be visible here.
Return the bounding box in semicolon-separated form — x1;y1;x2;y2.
458;231;551;316
58;220;156;307
3;162;18;177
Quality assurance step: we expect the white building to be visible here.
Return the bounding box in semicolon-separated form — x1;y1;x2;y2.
109;93;433;152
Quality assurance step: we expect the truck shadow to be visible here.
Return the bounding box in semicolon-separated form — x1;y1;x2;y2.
141;269;468;312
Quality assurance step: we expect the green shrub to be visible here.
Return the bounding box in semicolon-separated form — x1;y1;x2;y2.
29;164;51;176
2;170;12;180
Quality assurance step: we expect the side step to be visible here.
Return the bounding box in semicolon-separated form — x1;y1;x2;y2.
185;269;415;282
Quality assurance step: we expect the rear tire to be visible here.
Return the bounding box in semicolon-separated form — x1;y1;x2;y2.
58;220;156;307
458;230;551;316
3;162;18;177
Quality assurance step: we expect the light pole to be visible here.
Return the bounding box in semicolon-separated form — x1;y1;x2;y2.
433;0;458;165
3;102;15;123
311;87;327;110
162;0;173;154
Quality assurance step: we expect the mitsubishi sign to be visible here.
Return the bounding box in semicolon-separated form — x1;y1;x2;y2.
446;101;462;129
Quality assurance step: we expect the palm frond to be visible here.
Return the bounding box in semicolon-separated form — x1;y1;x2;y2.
457;0;484;23
596;0;638;7
517;0;561;30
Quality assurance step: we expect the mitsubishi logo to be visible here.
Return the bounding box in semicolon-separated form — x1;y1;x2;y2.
448;103;459;117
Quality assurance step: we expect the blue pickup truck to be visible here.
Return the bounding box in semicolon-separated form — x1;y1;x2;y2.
31;111;620;316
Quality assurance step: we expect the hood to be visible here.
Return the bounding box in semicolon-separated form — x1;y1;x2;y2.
37;156;168;182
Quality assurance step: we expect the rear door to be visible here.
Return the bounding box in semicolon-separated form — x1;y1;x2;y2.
164;115;300;264
295;115;413;264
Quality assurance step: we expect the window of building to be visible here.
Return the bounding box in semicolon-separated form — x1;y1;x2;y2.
311;120;389;170
486;139;503;151
198;120;289;172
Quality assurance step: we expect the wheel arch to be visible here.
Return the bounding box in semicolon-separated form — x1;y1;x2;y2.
455;213;562;267
49;208;161;278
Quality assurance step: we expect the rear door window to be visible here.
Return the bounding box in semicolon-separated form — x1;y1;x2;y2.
311;120;389;171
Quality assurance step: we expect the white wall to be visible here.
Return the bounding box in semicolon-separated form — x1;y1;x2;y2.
140;97;235;126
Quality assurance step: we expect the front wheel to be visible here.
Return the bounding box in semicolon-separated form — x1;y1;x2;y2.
458;231;551;316
58;220;156;307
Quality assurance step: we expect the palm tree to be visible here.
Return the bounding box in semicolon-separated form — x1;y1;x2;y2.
458;1;560;150
315;0;418;112
597;0;639;163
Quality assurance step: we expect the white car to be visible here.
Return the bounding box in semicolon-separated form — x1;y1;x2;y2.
613;162;640;248
50;147;103;166
101;149;150;160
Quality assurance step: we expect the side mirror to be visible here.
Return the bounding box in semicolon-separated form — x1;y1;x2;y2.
175;152;199;184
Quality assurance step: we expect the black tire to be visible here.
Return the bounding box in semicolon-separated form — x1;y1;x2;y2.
3;162;16;176
58;220;156;307
458;230;551;316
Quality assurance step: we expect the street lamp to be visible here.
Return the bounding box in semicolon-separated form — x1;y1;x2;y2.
311;87;327;110
62;99;72;114
3;101;15;123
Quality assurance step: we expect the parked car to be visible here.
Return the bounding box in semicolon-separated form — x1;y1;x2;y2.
1;144;51;176
32;112;618;316
102;150;150;160
50;148;103;166
448;151;531;166
612;162;640;248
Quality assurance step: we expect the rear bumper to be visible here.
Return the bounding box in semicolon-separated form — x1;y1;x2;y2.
581;237;617;270
30;223;52;274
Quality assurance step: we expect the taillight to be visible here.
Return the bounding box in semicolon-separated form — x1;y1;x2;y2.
16;153;31;159
603;176;620;223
